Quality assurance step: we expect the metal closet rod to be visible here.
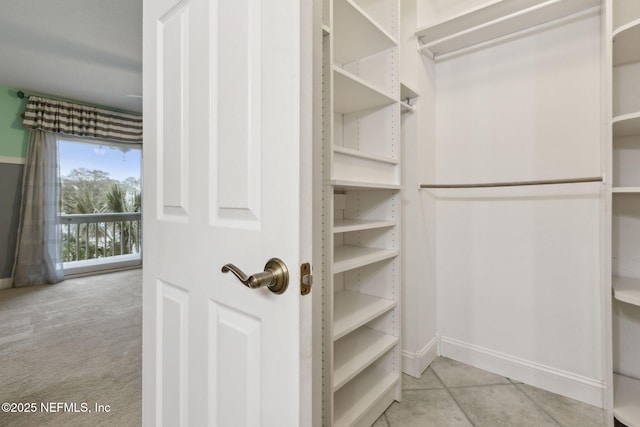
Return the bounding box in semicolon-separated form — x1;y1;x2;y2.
420;176;603;189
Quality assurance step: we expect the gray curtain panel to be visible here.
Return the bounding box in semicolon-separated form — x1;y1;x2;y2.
12;130;64;286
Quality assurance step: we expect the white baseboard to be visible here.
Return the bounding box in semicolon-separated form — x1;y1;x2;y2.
440;336;605;408
402;336;438;378
0;278;13;289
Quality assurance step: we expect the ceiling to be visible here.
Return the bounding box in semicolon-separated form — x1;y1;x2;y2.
0;0;142;113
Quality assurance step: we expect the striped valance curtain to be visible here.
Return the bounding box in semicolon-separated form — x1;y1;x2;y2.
22;96;142;143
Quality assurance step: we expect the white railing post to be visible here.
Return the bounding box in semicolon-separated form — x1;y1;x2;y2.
59;212;142;265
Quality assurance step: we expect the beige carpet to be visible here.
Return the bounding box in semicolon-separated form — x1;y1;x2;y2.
0;269;142;427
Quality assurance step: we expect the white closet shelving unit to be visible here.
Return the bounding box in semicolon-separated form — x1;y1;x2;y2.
414;0;600;60
611;0;640;426
322;0;404;425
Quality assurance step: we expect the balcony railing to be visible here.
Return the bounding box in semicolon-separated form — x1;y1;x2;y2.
59;212;142;263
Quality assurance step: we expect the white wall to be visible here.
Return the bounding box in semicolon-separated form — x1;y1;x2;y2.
432;11;605;406
400;0;439;377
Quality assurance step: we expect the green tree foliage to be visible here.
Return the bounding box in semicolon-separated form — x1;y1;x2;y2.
61;168;140;214
60;168;141;262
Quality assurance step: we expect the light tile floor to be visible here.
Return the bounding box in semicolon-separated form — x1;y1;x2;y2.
374;357;607;427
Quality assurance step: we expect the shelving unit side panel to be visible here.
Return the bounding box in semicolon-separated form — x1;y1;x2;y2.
612;135;640;187
322;184;336;426
612;301;640;379
613;61;640;117
323;0;331;29
323;35;335;181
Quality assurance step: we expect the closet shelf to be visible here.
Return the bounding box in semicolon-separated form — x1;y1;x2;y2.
334;219;397;234
333;145;399;165
613;19;640;66
334;365;398;427
328;179;401;191
613;277;640;307
613;187;640;194
400;83;419;113
415;0;600;59
334;245;399;274
614;373;640;427
333;67;397;114
333;0;397;65
333;290;396;340
400;82;419;101
613;112;640;137
333;327;398;391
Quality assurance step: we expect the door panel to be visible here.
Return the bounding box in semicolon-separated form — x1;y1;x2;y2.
160;282;188;426
210;302;261;426
215;0;261;220
158;2;190;216
143;0;311;425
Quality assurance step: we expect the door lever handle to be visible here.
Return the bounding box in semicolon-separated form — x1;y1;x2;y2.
221;258;289;294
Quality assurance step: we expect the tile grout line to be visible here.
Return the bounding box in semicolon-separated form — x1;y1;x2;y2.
429;368;478;427
511;380;565;427
445;382;522;390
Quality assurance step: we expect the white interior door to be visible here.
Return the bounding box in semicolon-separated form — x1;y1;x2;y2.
142;0;313;425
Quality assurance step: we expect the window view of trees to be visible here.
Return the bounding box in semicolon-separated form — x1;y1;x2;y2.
61;168;141;214
58;140;142;263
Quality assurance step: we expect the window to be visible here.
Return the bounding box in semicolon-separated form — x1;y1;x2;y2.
58;137;142;275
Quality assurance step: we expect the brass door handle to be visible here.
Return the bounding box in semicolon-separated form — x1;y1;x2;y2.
221;258;289;294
